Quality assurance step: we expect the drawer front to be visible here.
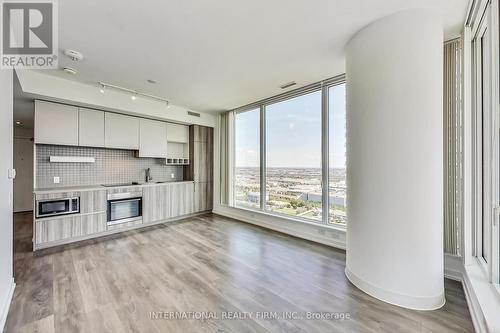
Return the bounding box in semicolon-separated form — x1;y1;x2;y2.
106;187;143;196
35;213;106;245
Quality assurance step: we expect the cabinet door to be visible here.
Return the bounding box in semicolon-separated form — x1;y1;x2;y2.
192;125;213;143
143;185;170;223
35;100;79;145
79;108;105;147
166;123;189;143
194;182;213;212
170;182;194;217
139;119;168;157
193;142;213;182
104;113;140;149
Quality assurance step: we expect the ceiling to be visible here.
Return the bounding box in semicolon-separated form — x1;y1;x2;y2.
43;0;468;113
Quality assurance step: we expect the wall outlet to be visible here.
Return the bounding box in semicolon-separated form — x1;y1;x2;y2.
170;173;175;179
8;168;16;179
53;176;60;184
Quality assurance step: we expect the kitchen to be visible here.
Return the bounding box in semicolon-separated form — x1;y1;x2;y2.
20;95;213;250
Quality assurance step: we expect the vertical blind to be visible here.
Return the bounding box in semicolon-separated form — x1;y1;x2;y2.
444;38;464;255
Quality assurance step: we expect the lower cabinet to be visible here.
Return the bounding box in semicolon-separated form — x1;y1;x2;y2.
143;182;194;224
143;185;171;223
194;181;213;212
170;182;194;217
35;213;107;246
34;181;203;249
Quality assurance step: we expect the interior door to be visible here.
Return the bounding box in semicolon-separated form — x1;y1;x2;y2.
13;136;33;212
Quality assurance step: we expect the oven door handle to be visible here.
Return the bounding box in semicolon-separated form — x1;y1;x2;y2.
109;198;142;204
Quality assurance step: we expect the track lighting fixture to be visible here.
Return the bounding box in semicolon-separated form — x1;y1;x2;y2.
97;81;170;105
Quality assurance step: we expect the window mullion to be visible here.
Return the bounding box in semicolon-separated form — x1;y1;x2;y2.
321;84;329;224
260;105;266;211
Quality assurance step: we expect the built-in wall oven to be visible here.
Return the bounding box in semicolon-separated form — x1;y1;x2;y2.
36;197;80;218
107;192;143;226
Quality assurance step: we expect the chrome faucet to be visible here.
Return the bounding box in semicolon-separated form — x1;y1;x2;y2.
145;168;153;183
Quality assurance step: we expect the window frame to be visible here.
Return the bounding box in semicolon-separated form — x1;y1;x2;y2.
231;75;346;226
470;0;500;285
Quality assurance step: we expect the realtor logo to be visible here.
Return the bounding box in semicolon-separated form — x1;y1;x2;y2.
1;0;58;69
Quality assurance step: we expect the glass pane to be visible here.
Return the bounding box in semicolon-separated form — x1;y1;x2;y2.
328;84;347;226
234;109;261;209
110;199;141;221
481;28;490;263
40;200;69;214
265;91;322;221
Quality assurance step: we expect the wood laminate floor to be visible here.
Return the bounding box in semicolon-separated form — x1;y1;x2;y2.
5;212;474;333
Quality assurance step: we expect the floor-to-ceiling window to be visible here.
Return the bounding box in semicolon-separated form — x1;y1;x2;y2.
470;0;499;285
328;84;347;225
230;77;347;226
474;7;493;266
265;91;322;221
234;108;261;209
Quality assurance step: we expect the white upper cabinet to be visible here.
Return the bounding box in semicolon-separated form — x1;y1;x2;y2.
138;118;168;157
35;100;79;146
166;123;189;143
104;113;140;149
79;108;105;147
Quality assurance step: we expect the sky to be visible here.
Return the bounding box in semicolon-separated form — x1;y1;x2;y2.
235;84;346;169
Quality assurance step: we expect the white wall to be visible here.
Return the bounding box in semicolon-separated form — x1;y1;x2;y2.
345;9;444;310
13;126;33;212
0;69;15;330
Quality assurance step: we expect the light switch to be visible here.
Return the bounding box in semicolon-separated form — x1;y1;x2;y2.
171;173;175;179
53;177;60;184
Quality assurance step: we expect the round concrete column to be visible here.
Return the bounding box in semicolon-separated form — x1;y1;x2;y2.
345;9;444;310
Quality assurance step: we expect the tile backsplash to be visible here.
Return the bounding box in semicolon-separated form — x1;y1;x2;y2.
36;145;184;188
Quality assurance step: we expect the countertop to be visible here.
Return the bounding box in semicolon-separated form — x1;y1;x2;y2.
33;180;195;194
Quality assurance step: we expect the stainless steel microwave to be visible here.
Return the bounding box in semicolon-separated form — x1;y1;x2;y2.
36;197;80;218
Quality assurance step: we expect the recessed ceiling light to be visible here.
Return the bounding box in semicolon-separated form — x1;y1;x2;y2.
147;79;157;84
63;49;84;62
62;67;77;75
131;93;137;101
280;81;297;89
99;83;105;93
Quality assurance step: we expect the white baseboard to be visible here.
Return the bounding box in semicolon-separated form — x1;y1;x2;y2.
0;279;16;332
462;270;488;333
444;253;490;333
345;267;445;310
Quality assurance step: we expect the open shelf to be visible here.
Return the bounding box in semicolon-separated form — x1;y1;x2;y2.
166;158;189;165
166;142;189;166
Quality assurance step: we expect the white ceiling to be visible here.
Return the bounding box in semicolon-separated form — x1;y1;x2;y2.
45;0;469;113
